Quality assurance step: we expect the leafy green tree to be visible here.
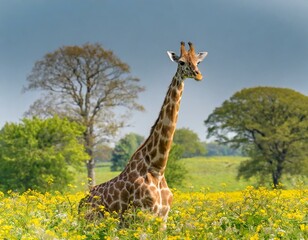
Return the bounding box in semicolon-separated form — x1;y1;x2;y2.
23;43;145;186
0;117;88;192
173;128;206;158
110;133;144;171
165;144;187;189
204;87;308;188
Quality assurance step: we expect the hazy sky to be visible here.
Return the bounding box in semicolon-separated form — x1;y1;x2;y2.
1;0;308;141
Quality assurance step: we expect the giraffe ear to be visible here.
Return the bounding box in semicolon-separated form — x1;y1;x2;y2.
196;52;208;63
167;51;180;63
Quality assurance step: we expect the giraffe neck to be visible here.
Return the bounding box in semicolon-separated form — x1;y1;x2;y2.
138;71;184;176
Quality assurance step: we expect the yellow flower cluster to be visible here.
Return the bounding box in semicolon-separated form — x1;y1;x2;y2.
0;186;307;239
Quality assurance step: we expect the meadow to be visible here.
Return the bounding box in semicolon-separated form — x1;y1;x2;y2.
0;156;307;239
93;156;304;192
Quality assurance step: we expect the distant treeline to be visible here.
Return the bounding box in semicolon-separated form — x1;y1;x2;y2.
205;142;242;156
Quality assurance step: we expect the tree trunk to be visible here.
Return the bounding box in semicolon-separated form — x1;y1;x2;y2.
87;158;95;187
84;126;95;188
272;163;283;188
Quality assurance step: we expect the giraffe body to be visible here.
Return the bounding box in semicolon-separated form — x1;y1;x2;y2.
81;42;207;222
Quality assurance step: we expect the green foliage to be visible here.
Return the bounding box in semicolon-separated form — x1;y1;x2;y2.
165;144;187;189
0;117;88;192
173;128;206;158
205;87;308;187
110;133;144;171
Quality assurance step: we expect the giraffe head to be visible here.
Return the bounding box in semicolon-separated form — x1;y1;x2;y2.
167;41;208;81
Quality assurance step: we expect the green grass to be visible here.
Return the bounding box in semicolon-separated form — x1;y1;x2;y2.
95;162;120;184
91;156;253;193
180;156;254;192
77;156;306;193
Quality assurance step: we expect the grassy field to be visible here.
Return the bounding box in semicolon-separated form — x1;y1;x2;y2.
92;156;305;192
179;156;254;192
92;156;253;193
76;156;306;194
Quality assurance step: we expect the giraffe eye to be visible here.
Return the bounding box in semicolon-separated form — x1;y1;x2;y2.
197;61;200;65
179;61;185;66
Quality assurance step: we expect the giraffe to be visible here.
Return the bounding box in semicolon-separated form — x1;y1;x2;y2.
80;41;208;223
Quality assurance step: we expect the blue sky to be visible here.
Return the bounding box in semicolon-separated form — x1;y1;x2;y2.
1;0;308;141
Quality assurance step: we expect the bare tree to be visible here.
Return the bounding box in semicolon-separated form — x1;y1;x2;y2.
24;43;145;187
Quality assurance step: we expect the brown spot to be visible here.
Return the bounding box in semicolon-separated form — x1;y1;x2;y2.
153;132;160;146
125;182;133;192
161;190;171;205
160;109;166;120
103;188;108;198
129;171;139;182
121;189;130;203
140;164;147;176
135;188;142;199
115;181;125;190
137;162;144;172
110;201;120;211
171;89;179;101
145;155;151;164
146;142;152;152
133;200;142;208
142;147;147;156
161;125;175;139
113;189;120;197
150;148;157;159
130;161;136;170
170;112;178;122
159;138;167;154
106;195;112;203
143;196;154;207
168;195;173;205
134;151;141;160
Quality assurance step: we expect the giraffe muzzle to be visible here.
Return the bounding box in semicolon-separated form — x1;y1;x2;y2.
194;73;203;81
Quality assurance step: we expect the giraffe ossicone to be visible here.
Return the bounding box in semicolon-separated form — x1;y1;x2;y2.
80;41;208;223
